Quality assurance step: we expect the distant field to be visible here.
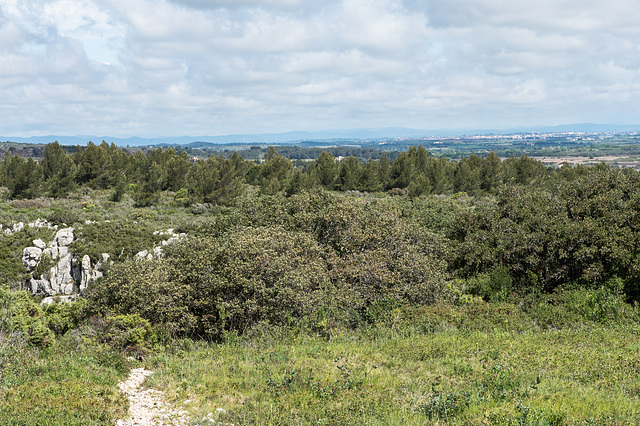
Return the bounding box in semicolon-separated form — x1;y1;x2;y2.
534;155;640;168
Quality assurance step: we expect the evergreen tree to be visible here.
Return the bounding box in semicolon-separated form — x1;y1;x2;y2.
2;155;43;199
390;151;412;189
337;156;361;191
284;168;313;196
98;142;129;189
42;142;76;197
73;141;107;187
311;151;338;189
480;151;502;193
378;152;391;189
426;156;452;194
258;147;293;195
358;158;383;192
187;155;245;205
165;149;190;191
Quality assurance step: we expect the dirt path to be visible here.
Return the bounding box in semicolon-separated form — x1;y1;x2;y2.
116;368;189;426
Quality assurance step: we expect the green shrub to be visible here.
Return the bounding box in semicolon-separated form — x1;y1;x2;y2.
336;246;449;323
131;188;160;207
32;252;55;280
563;278;636;324
71;220;160;262
173;187;190;206
43;298;88;335
87;258;196;337
519;279;640;328
421;390;471;420
0;287;54;347
46;208;80;226
90;227;339;340
178;227;338;339
0;226;53;288
92;313;155;354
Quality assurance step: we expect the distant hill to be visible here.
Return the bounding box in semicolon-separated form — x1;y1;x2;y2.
1;124;639;147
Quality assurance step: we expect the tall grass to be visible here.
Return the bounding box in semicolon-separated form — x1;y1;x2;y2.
0;331;129;425
144;303;640;425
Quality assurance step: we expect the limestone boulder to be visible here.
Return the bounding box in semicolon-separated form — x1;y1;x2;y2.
30;278;51;295
32;239;47;250
41;295;77;306
22;247;43;271
55;228;74;246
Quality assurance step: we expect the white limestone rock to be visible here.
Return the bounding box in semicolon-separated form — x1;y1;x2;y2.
31;278;53;295
41;295;77;306
29;219;53;229
79;255;92;292
43;246;58;260
22;247;43;271
33;239;47;250
54;254;74;294
55;228;74;246
26;228;77;296
58;246;69;258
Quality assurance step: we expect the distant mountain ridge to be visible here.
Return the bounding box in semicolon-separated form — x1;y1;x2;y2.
2;124;639;147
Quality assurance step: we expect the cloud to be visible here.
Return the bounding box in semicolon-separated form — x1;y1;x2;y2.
2;0;640;136
167;0;302;9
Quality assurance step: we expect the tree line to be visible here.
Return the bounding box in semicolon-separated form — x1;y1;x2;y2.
0;140;616;205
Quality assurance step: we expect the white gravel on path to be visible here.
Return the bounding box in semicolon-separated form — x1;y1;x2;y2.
116;368;189;426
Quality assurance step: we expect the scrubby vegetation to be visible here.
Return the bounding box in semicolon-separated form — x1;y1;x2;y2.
2;143;640;424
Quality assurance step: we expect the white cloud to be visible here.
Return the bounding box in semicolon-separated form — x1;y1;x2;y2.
1;0;640;136
168;0;303;10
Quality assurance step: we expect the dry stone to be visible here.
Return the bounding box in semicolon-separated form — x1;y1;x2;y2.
21;224;183;297
55;228;74;246
23;227;97;297
136;230;186;260
22;247;43;270
33;239;47;250
41;295;77;306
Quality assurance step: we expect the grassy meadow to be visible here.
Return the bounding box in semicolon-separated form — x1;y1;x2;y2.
146;304;640;425
4;304;640;425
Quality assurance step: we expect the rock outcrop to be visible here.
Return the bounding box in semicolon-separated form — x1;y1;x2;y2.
22;228;109;297
3;218;56;235
75;253;110;293
18;223;186;298
135;229;186;260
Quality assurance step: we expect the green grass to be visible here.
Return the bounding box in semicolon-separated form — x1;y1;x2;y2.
143;304;640;425
5;308;640;425
0;332;130;425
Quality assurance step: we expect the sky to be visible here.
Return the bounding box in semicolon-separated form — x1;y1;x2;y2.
1;0;640;138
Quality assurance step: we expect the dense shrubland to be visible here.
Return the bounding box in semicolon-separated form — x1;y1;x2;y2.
88;193;452;340
2;143;640;423
2;143;640;338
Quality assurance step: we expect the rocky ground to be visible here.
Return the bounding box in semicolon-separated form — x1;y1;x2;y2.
116;368;189;426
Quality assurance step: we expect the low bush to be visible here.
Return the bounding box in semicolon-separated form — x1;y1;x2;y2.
71;219;160;262
89;227;337;340
0;287;54;347
97;313;156;355
86;258;196;337
46;207;80;226
43;297;88;335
